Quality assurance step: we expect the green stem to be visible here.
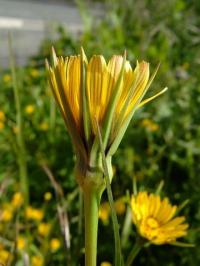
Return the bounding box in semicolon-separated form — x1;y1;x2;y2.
126;241;143;266
8;33;29;205
83;183;101;266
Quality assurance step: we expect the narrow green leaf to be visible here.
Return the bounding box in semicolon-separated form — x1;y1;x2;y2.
96;120;123;266
170;241;195;248
102;51;126;148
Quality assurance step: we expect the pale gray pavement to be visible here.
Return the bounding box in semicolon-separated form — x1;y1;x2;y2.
0;0;100;68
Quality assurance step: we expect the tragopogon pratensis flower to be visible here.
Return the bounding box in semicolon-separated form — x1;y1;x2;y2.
131;192;189;245
46;48;167;185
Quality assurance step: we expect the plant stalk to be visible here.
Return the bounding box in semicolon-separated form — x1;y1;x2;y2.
83;183;101;266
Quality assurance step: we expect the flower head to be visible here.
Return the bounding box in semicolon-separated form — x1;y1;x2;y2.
46;48;166;184
131;192;189;245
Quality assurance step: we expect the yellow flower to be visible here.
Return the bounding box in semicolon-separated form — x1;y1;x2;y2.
141;118;159;132
114;197;126;215
38;223;51;236
0;122;4;130
50;238;61;252
99;202;110;224
17;236;26;250
0;249;10;264
3;74;11;83
31;256;43;266
1;209;13;222
30;69;39;78
25;105;35;114
25;206;44;221
12;125;19;134
0;111;5;121
131;192;189;245
101;262;112;266
46;48;167;184
11;192;24;208
39;122;49;131
44;192;52;201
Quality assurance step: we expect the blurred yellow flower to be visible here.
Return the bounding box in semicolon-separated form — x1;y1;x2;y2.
11;192;24;208
131;192;189;245
39;122;49;131
1;209;13;222
30;69;39;78
0;111;5;121
38;223;51;236
25;105;35;114
12;125;19;134
17;236;26;250
0;122;4;131
31;256;43;266
99;202;110;224
44;192;52;201
25;206;44;221
0;249;10;264
114;197;126;215
100;262;112;266
50;238;61;252
141;118;159;132
3;74;11;83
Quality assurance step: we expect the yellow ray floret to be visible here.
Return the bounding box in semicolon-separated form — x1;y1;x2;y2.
131;192;189;245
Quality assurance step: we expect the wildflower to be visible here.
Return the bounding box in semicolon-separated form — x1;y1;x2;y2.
31;256;43;266
12;125;19;134
44;192;52;201
3;74;11;83
11;192;24;208
50;238;61;252
131;192;189;245
38;223;51;236
46;48;167;187
99;202;110;224
100;262;112;266
17;236;26;250
0;111;5;121
0;249;10;264
25;206;44;221
30;69;39;78
25;105;35;114
114;197;126;215
141;118;159;132
39;122;49;131
1;209;13;222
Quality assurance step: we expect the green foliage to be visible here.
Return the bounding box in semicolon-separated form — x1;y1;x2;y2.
0;0;200;265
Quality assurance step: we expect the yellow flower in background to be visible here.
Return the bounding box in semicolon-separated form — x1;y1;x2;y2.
1;209;13;222
31;256;43;266
114;197;126;215
38;223;51;236
44;192;52;201
50;238;61;252
101;262;112;266
3;74;11;83
25;206;44;221
46;48;167;185
0;249;10;264
0;111;5;121
141;118;159;132
39;122;49;131
25;104;35;114
12;125;19;134
17;236;26;250
30;69;39;78
131;192;189;245
0;122;4;131
99;202;110;224
11;192;24;208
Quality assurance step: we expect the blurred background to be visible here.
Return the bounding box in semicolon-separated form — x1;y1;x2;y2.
0;0;200;265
